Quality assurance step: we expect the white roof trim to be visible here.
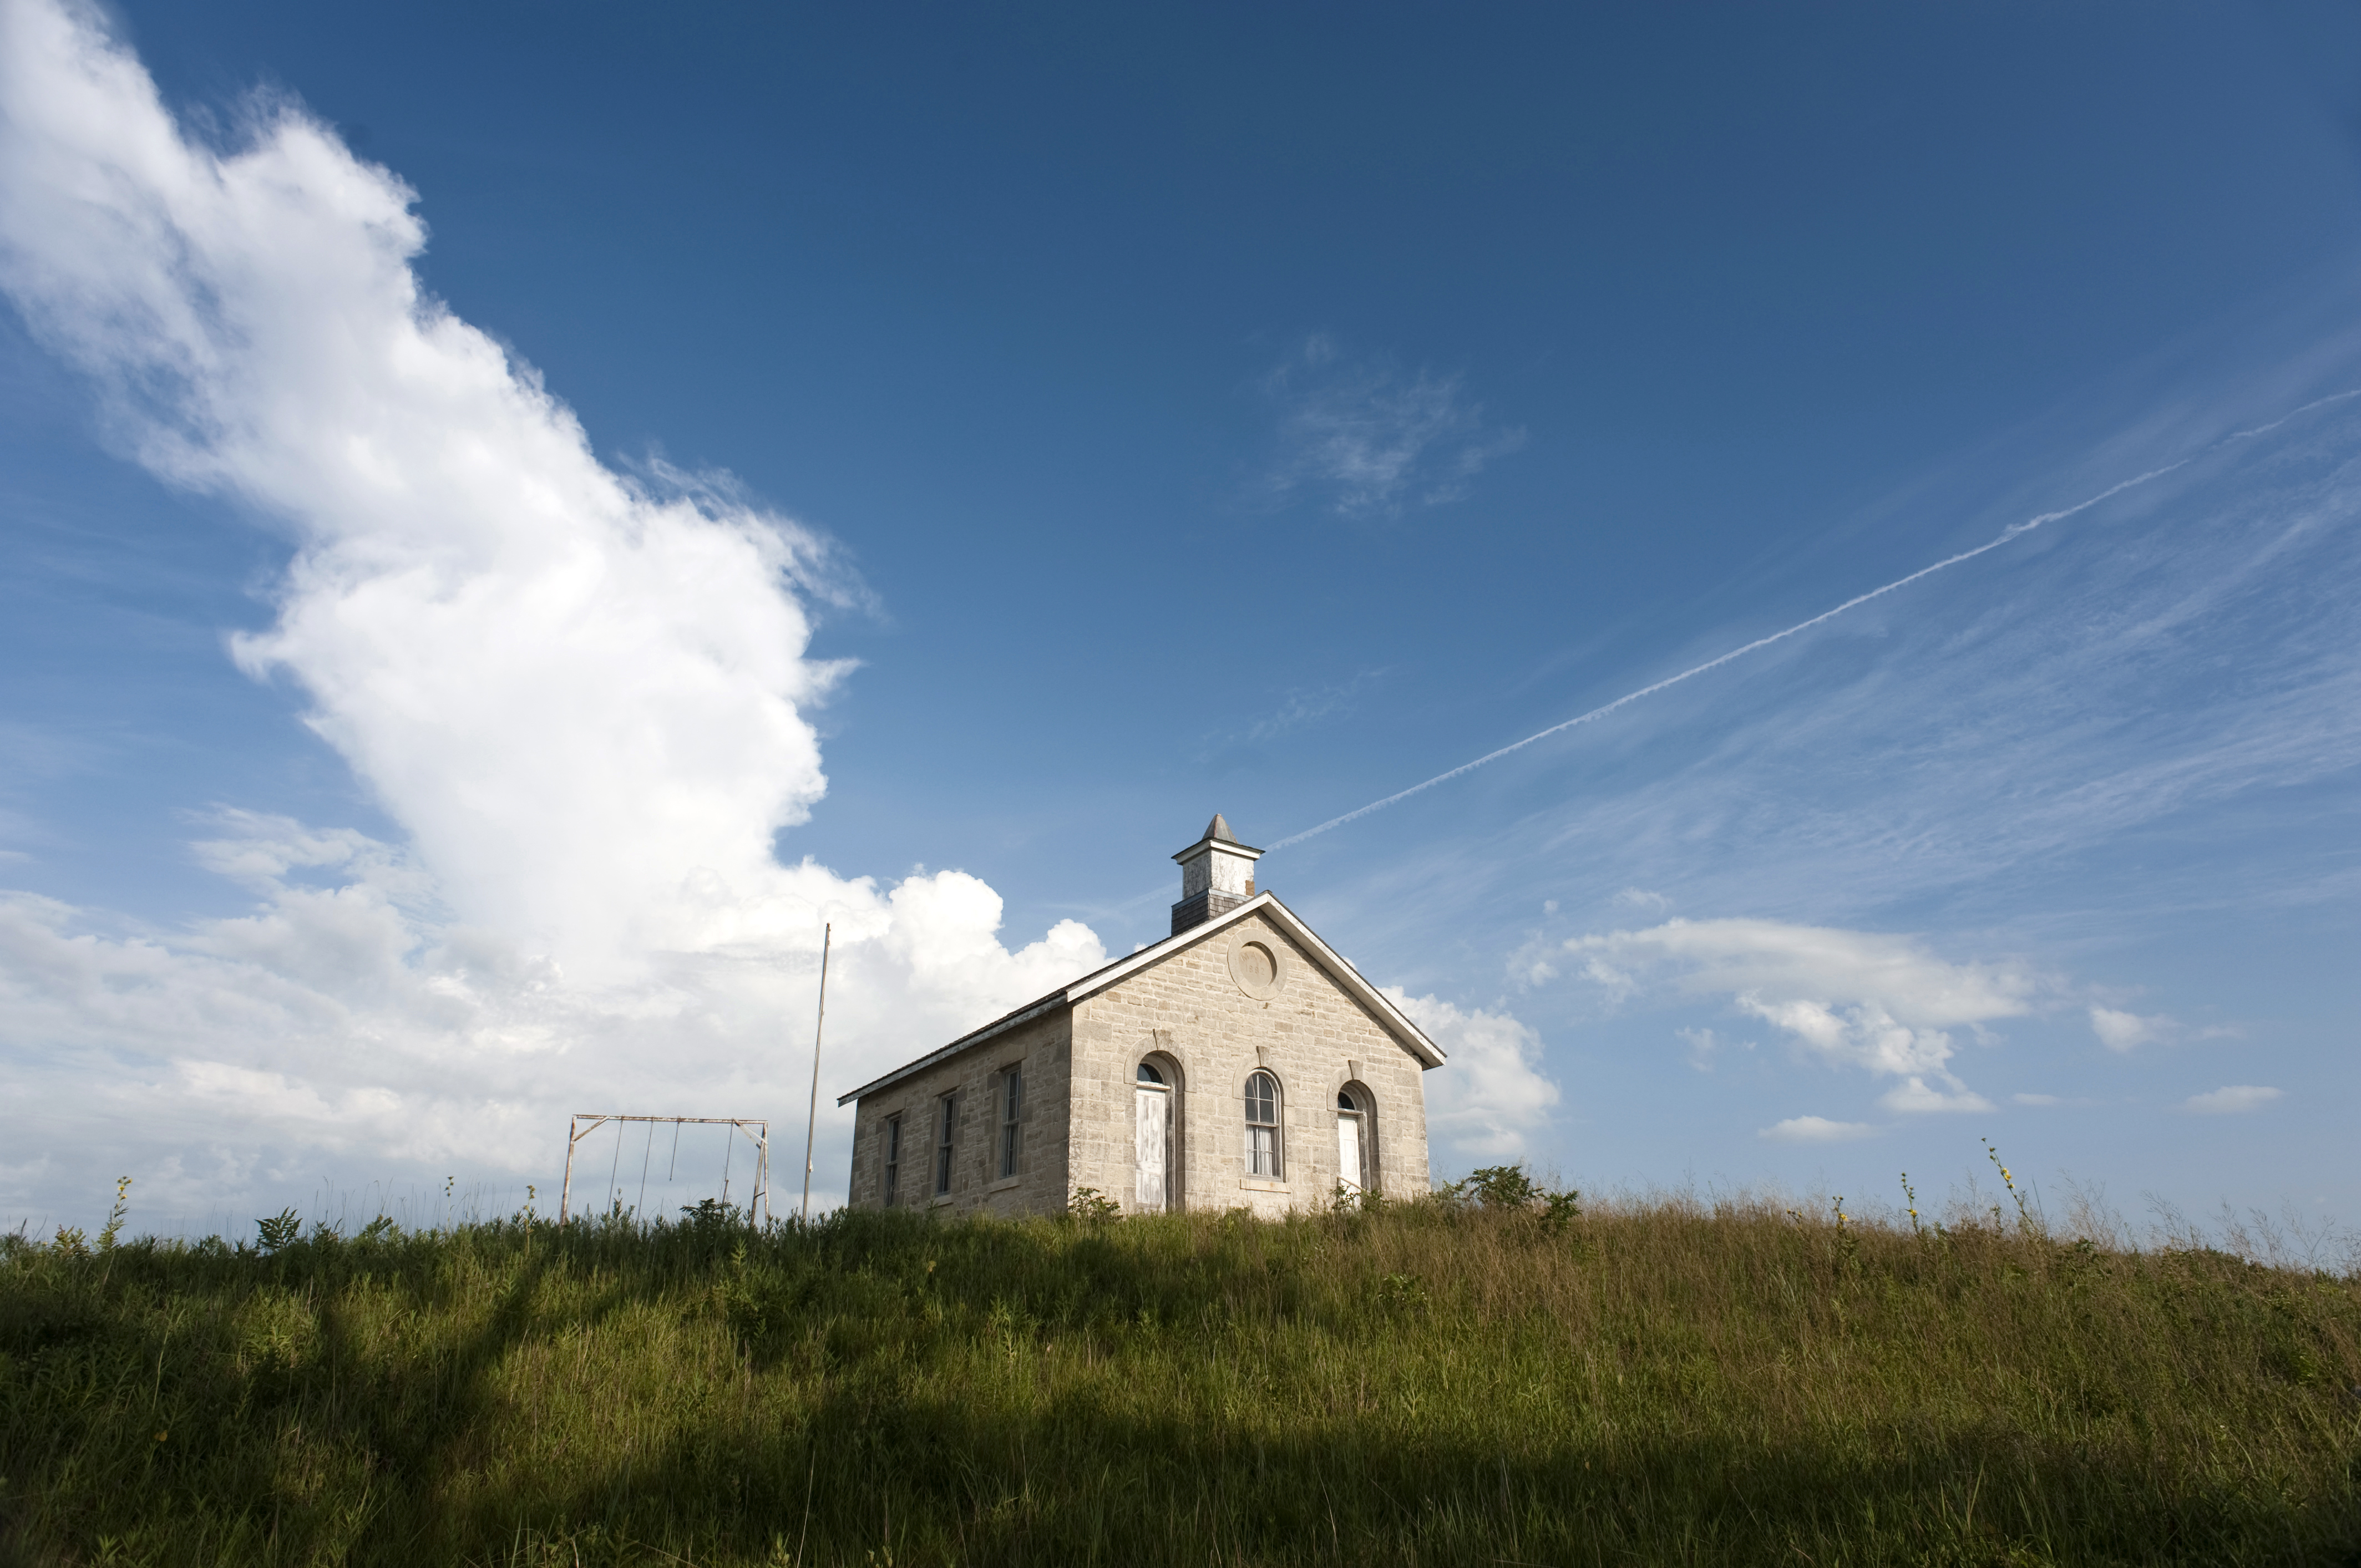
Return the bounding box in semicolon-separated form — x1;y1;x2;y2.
1065;894;1444;1068
838;891;1445;1105
1173;838;1264;862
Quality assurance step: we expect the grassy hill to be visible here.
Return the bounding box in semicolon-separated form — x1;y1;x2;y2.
3;1176;2358;1566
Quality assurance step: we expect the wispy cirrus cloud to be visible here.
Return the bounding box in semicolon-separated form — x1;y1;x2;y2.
1255;336;1524;518
1209;669;1388;753
1273;367;2361;926
1676;1024;1750;1072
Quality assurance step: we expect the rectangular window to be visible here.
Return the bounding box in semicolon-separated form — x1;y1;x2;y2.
997;1066;1022;1180
883;1114;901;1206
934;1093;957;1195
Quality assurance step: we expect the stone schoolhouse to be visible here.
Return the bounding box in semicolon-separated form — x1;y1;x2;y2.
837;816;1445;1217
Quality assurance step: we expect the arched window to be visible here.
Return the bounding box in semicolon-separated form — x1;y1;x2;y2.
1244;1070;1281;1178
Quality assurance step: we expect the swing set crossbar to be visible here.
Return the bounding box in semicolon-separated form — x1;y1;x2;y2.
559;1114;770;1225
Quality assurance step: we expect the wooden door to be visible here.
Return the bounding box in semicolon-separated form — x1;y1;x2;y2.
1336;1110;1364;1200
1134;1084;1169;1211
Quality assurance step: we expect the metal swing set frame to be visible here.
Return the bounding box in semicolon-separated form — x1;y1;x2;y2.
558;1113;771;1225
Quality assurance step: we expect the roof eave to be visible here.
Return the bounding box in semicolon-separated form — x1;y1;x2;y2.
833;992;1072;1106
835;887;1446;1106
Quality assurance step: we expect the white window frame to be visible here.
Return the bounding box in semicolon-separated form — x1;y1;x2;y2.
1244;1070;1283;1179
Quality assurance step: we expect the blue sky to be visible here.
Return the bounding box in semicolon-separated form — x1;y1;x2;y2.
3;0;2358;1236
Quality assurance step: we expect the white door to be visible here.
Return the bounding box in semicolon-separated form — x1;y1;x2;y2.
1134;1085;1169;1211
1336;1112;1364;1200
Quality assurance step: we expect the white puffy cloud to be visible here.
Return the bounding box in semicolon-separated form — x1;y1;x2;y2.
0;0;1106;1225
2183;1084;2283;1115
1382;989;1560;1164
1758;1115;1877;1144
0;0;874;978
0;808;1106;1223
1877;1077;1994;1114
1564;917;2043;1109
2085;1007;2239;1054
2089;1006;2166;1052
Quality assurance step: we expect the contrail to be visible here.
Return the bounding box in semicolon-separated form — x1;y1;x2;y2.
1266;390;2361;854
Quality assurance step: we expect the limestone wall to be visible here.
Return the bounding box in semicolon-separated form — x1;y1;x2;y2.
843;1006;1073;1219
1069;910;1432;1217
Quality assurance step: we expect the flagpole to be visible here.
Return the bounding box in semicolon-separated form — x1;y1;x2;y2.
801;922;830;1222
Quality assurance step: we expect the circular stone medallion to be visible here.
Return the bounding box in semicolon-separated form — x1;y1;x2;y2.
1227;934;1289;1000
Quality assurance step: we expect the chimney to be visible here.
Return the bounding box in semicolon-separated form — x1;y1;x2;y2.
1171;813;1264;935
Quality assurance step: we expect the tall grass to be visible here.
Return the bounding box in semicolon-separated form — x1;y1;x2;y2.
3;1183;2358;1566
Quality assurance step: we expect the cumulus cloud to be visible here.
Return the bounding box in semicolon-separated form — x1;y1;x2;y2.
0;818;1104;1226
1877;1077;1994;1114
0;5;871;975
2086;1006;2237;1054
1759;1115;1877;1144
1564;917;2042;1109
2183;1084;2283;1114
1257;336;1524;517
1382;989;1559;1163
2089;1007;2166;1052
0;0;1107;1223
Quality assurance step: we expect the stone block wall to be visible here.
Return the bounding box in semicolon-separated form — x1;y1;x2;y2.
1068;910;1431;1217
844;1006;1073;1219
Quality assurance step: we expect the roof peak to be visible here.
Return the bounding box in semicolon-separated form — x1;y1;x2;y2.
835;889;1446;1103
1204;812;1235;843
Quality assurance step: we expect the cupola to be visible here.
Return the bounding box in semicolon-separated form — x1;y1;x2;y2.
1171;813;1263;935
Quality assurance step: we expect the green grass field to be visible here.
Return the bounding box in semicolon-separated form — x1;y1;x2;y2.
3;1174;2358;1566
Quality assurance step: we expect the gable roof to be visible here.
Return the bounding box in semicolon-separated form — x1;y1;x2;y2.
836;891;1446;1105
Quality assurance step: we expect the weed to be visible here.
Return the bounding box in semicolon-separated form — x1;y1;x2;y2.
1378;1271;1429;1313
1984;1137;2039;1235
95;1176;131;1253
253;1206;301;1254
1;1185;2355;1565
1066;1185;1120;1222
